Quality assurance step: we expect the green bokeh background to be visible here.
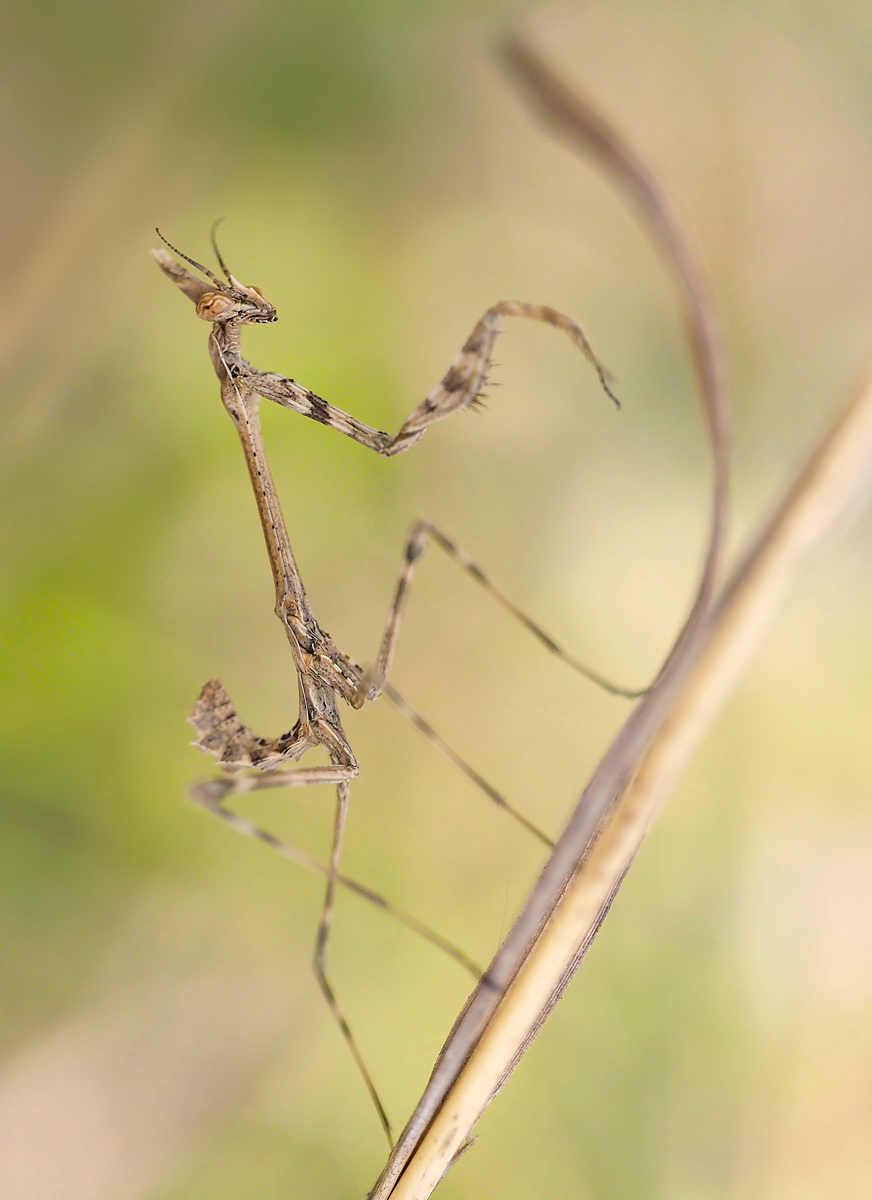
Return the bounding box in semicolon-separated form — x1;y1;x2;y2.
2;1;872;1197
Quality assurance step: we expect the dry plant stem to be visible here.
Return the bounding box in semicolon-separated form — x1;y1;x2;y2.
378;350;872;1200
369;38;731;1199
502;33;730;611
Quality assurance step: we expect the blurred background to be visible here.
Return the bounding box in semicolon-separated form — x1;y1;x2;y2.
2;1;872;1197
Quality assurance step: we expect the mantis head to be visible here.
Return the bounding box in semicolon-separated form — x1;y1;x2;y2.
152;224;278;325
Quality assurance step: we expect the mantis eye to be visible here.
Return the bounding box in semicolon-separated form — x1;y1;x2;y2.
196;291;235;321
250;286;265;298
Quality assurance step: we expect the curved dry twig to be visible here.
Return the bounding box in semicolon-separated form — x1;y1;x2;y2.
379;344;872;1200
502;32;730;623
369;34;731;1200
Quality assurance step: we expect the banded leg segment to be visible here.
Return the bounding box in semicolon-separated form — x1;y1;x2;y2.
314;782;393;1145
192;756;480;1149
245;300;618;457
384;683;554;850
385;300;620;455
190;686;397;1140
358;520;645;706
235;365;394;454
190;780;481;974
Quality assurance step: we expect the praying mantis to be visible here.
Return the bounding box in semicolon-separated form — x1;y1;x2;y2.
153;224;627;1142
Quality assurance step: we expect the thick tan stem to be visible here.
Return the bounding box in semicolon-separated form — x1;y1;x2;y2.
377;362;872;1198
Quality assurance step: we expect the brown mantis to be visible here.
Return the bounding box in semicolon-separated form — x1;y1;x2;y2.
153;224;632;1144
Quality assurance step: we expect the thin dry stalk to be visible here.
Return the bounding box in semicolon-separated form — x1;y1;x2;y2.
369;35;731;1199
377;356;872;1200
367;39;872;1200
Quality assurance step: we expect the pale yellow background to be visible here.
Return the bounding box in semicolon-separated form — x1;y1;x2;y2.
2;2;872;1197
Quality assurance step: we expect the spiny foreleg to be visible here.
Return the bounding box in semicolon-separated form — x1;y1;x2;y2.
241;300;618;455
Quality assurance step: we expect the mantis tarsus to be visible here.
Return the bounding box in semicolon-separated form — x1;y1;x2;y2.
153;225;630;1143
